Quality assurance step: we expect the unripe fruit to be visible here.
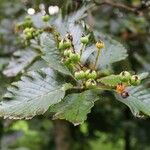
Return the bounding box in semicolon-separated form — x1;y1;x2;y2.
80;35;89;44
119;71;131;82
59;39;71;50
87;70;97;79
42;15;50;22
64;50;72;57
74;71;85;80
130;75;141;86
63;39;72;49
69;53;80;63
85;79;97;88
26;32;33;39
23;28;30;34
96;41;105;49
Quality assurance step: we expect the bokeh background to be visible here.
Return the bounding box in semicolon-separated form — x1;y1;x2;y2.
0;0;150;150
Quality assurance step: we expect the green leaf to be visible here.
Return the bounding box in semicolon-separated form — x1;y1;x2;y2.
0;68;66;119
0;58;9;71
3;49;38;77
50;90;100;126
40;33;72;76
98;75;121;87
115;85;150;117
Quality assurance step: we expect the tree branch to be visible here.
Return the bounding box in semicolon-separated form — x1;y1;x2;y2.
93;0;144;15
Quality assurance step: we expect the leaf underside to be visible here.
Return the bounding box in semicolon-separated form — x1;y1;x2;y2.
0;68;65;119
50;90;100;126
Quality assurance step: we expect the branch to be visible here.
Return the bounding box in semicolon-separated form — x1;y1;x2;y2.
93;0;143;15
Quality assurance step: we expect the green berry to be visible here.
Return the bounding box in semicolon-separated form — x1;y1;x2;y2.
87;70;97;79
23;28;30;34
69;53;80;63
63;39;72;49
59;39;71;50
85;69;90;79
42;15;50;22
119;71;131;82
85;79;97;88
64;50;72;57
130;75;141;86
75;71;85;80
80;35;89;44
26;32;33;39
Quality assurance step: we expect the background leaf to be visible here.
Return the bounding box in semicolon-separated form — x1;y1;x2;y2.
3;49;38;77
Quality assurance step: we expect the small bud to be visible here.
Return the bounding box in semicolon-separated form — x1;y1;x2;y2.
42;15;50;22
130;75;141;86
119;71;131;82
80;35;89;45
85;79;97;88
96;41;105;49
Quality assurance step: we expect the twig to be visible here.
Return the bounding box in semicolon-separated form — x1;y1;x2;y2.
93;0;143;15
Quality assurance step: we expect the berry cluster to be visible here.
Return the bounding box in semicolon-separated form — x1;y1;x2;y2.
116;71;141;98
58;33;105;89
119;71;141;86
23;27;42;40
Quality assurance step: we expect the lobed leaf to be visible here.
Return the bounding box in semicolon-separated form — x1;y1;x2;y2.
0;68;66;119
50;90;100;126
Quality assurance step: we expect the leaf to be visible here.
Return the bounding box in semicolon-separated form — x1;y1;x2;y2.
0;58;9;71
115;85;150;117
0;68;66;119
3;49;38;77
88;32;128;69
138;72;149;80
98;75;122;87
50;90;100;126
40;33;72;76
